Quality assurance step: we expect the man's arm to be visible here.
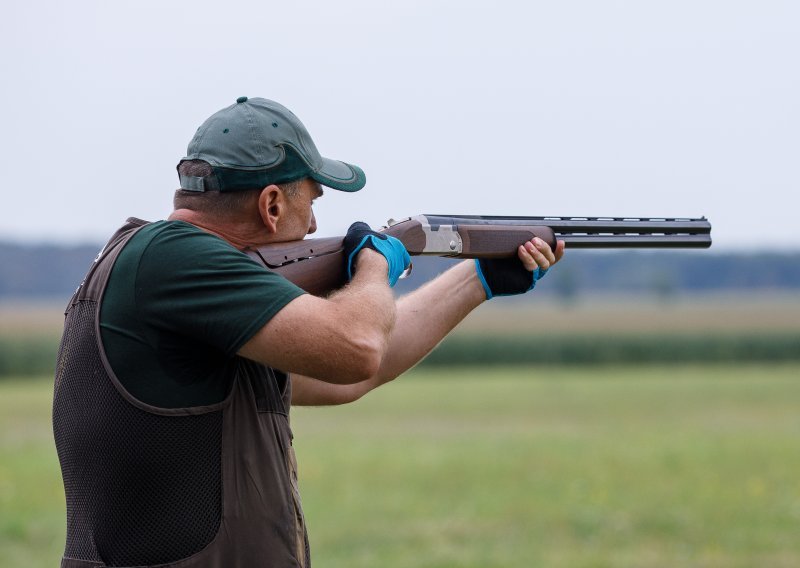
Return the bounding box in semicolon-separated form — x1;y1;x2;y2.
290;259;484;405
292;237;564;405
238;250;396;384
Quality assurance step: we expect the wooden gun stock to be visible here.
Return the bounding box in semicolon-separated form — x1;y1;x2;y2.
246;237;347;296
245;214;711;296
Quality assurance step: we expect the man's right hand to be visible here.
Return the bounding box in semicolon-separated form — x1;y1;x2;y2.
343;222;410;287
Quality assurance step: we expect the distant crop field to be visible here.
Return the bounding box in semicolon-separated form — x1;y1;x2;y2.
4;293;799;340
456;292;800;336
0;301;65;337
3;364;800;567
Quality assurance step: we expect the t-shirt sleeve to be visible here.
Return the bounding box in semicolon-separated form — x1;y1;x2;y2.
135;224;306;356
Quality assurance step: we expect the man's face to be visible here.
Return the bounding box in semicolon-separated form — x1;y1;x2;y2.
280;178;322;240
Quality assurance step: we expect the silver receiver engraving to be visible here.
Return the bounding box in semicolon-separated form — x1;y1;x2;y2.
422;225;462;255
385;215;463;255
417;215;462;255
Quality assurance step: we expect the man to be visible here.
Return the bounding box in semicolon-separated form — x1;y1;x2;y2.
53;97;564;568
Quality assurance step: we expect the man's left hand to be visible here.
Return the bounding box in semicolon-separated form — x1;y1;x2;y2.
475;237;565;299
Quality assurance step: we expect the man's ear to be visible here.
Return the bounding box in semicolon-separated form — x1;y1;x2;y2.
258;185;283;233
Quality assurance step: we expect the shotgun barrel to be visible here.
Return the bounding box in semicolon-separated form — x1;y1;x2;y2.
420;215;712;249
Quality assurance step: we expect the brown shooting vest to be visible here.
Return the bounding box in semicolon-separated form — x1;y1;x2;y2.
53;218;310;567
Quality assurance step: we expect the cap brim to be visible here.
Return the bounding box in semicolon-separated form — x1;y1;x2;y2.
311;157;366;192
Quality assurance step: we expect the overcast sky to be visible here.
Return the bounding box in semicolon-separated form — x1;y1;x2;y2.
1;0;797;251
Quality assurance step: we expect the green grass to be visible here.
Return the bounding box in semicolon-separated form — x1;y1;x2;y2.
3;366;800;567
0;378;65;568
294;365;800;568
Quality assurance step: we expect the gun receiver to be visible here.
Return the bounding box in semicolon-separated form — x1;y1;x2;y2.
246;214;712;295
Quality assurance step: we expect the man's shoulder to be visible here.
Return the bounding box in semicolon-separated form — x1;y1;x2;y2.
126;221;303;302
134;220;238;251
123;220;259;270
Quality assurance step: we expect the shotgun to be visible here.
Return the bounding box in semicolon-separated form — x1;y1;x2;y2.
245;214;712;296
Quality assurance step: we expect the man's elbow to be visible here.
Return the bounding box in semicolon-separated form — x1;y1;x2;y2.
342;335;384;384
312;324;385;385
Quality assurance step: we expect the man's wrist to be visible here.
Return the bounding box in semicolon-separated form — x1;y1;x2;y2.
465;260;491;304
354;249;389;280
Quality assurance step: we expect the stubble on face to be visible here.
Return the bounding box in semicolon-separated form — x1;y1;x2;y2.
280;179;323;239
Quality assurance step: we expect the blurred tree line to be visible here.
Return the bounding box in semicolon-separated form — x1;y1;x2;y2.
0;242;99;299
1;241;799;301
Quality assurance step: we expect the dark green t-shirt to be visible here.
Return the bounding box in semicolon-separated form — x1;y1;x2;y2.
99;221;305;408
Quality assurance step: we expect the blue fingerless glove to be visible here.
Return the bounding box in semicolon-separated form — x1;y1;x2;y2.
475;258;548;300
344;222;411;287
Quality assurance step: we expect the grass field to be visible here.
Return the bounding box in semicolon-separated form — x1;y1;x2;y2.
2;365;800;567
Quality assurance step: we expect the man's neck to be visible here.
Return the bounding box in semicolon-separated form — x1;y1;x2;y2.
168;209;272;250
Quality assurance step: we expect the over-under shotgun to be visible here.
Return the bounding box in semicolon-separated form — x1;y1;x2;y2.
246;214;712;296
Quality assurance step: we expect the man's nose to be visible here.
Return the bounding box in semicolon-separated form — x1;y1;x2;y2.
307;210;317;235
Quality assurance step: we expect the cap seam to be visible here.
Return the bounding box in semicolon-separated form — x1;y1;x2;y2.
242;103;265;163
188;106;221;158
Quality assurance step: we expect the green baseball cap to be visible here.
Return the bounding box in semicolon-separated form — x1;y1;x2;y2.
178;96;366;193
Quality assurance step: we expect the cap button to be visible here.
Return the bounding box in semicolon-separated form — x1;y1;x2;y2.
236;96;248;104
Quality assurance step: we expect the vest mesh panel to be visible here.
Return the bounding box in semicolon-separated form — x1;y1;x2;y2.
53;300;223;566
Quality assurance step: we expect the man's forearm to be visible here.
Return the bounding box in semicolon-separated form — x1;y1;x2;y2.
376;260;485;382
